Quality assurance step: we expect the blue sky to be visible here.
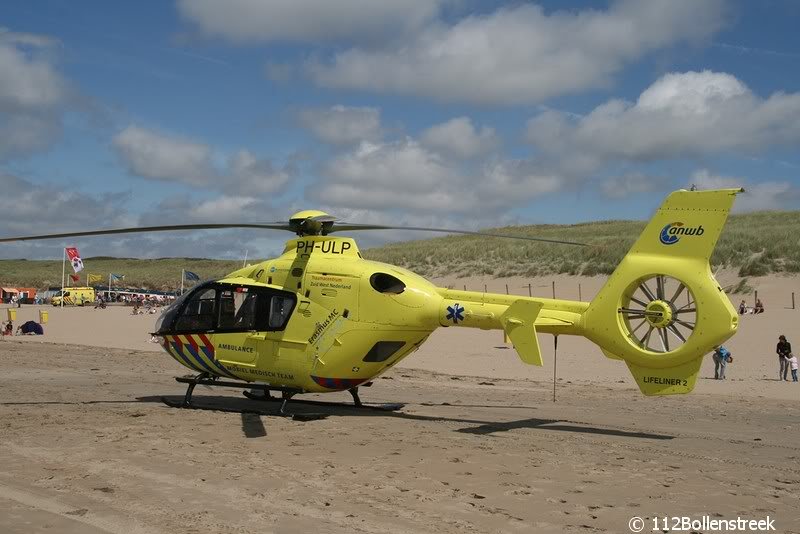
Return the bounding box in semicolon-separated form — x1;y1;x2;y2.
1;0;799;259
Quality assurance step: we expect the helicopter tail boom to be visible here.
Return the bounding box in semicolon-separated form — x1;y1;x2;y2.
437;188;742;396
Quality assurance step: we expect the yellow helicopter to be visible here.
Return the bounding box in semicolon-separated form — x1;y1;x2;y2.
1;188;742;413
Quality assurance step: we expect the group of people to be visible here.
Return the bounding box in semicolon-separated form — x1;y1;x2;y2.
712;333;797;382
0;320;44;336
738;298;765;315
3;295;23;307
776;335;798;382
132;298;162;315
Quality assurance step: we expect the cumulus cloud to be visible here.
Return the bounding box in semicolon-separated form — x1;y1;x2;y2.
690;169;797;212
0;28;71;160
0;171;291;259
310;137;561;215
308;0;726;104
420;117;499;159
227;150;291;195
601;172;664;198
113;125;216;186
0;172;136;259
177;0;443;44
298;105;381;145
526;71;800;166
113;126;291;195
314;139;461;211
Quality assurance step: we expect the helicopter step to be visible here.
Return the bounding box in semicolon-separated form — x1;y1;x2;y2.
163;374;403;416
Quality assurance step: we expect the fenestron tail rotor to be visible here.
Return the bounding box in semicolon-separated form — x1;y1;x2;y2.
0;210;591;246
618;275;697;354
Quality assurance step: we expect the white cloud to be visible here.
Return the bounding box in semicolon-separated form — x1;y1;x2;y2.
0;172;137;259
0;29;65;111
690;169;796;212
0;28;70;160
526;71;800;168
308;0;726;104
0;171;291;260
315;139;461;211
477;160;560;206
311;137;563;214
113;125;216;186
177;0;443;44
420;117;499;158
228;150;290;195
601;172;663;198
298;105;381;145
113;126;291;195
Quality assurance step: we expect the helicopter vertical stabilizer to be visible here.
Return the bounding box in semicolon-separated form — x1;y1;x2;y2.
580;188;743;395
501;300;545;365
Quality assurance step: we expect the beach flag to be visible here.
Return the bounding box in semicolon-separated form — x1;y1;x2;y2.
87;274;103;285
69;274;80;283
184;271;200;281
111;273;125;282
66;247;84;273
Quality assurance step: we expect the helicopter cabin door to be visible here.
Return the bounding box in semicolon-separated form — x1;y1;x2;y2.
212;285;296;371
167;283;297;380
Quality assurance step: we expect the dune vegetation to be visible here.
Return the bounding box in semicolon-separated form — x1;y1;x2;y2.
363;210;800;279
0;257;244;291
0;211;797;290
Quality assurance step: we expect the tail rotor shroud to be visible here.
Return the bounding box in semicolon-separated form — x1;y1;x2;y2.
619;274;697;354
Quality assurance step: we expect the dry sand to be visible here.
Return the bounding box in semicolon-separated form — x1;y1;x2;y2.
1;274;799;533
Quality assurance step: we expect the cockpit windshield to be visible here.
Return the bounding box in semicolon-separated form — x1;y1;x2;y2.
154;282;296;335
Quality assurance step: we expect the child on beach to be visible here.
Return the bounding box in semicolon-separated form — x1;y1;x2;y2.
789;354;799;382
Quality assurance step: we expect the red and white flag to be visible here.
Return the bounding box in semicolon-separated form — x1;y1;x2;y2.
66;247;84;273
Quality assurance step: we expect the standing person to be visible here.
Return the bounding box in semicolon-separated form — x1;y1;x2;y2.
777;335;791;381
788;354;799;382
713;346;730;380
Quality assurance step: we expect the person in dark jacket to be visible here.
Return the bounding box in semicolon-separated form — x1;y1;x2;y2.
777;335;792;381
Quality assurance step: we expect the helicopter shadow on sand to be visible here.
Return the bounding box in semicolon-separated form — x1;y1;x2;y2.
136;394;673;441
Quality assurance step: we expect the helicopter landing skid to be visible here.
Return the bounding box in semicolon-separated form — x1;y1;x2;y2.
163;375;403;416
163;374;302;416
242;387;404;413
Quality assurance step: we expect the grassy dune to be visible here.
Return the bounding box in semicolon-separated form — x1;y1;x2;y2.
1;211;798;289
363;211;800;278
0;257;244;290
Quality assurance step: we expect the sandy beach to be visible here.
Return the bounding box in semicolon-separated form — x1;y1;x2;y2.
1;274;799;533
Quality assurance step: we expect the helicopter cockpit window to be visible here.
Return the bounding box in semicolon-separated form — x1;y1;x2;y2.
161;283;296;334
217;287;273;331
174;288;217;331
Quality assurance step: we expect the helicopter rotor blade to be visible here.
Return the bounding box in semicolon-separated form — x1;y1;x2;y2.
328;223;590;247
0;223;293;243
0;217;591;246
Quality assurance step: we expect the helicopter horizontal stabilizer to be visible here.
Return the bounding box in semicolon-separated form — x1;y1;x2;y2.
501;300;545;366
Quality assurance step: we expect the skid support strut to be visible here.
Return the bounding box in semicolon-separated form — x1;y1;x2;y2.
348;387;362;407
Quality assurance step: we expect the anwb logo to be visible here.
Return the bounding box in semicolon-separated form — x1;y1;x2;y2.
659;222;704;245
